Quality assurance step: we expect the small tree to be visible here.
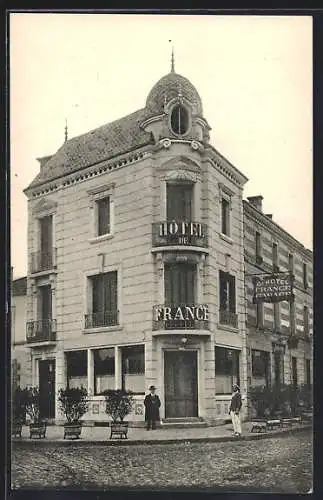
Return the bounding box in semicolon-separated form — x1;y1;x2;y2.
25;387;42;424
58;386;89;424
103;389;134;422
12;386;28;424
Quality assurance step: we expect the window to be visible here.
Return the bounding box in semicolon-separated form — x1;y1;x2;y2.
273;302;280;332
303;306;309;334
164;263;196;305
255;232;262;263
219;271;236;313
292;357;297;386
97;197;110;236
39;215;54;270
305;359;311;386
272;243;279;271
86;271;118;328
252;350;270;388
170;104;189;135
121;345;145;394
94;348;115;395
37;285;52;320
289;300;296;335
215;347;240;395
303;263;308;289
66;350;87;389
221;198;230;236
256;302;264;328
167;183;193;221
288;253;294;274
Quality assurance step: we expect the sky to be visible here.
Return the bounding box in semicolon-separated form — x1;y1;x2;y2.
10;13;313;279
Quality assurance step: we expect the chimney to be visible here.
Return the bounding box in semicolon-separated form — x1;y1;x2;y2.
247;195;263;212
266;214;273;220
37;155;52;171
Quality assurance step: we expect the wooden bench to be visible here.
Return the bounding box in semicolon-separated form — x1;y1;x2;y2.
250;421;267;433
266;419;281;431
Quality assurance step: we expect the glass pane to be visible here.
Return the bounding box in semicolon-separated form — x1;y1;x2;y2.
66;350;87;383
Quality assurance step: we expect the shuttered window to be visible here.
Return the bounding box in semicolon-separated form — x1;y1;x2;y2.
40;215;53;253
167;184;193;221
92;272;117;314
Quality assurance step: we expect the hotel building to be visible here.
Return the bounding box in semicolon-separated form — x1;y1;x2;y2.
21;61;312;425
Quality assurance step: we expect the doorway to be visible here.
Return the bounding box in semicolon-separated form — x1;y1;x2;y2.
38;359;55;419
164;350;198;418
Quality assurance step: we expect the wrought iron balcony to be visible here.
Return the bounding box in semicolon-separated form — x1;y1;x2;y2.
219;309;238;328
31;248;57;274
84;310;119;329
152;221;208;248
153;304;209;330
26;319;57;343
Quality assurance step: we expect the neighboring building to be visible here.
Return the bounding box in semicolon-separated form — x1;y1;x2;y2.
21;60;312;425
11;276;31;388
244;197;313;396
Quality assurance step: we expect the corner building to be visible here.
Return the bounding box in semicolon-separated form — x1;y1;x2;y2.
23;64;311;426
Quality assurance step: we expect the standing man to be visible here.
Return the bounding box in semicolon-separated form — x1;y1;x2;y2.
229;384;242;437
144;385;161;430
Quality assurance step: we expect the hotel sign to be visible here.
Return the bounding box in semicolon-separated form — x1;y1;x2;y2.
154;304;209;322
152;221;208;248
253;273;293;304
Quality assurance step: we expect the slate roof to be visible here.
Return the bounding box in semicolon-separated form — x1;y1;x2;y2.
12;277;27;296
26;108;154;190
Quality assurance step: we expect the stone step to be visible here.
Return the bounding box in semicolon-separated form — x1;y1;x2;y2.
161;417;208;429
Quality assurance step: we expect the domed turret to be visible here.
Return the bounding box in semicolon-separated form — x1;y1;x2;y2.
146;72;203;117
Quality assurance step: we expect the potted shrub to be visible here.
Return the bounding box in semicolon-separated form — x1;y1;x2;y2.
12;386;28;438
58;386;89;439
25;387;47;439
103;389;134;439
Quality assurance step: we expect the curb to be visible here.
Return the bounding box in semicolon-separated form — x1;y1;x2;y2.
12;424;312;447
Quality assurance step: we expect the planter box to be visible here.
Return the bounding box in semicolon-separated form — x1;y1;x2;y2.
12;422;23;438
29;422;47;439
63;423;83;440
109;421;129;440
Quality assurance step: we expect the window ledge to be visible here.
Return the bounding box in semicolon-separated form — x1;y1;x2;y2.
219;233;234;245
217;323;239;333
82;325;123;334
88;233;114;244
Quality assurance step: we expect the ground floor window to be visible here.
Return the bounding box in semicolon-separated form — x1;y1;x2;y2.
94;348;115;395
66;350;87;389
215;347;240;395
251;350;270;388
121;345;145;394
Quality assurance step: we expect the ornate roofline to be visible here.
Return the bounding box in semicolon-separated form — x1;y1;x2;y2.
203;146;248;188
24;145;153;200
243;200;313;259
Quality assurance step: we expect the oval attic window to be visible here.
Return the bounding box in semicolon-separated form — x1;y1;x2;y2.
170;104;189;135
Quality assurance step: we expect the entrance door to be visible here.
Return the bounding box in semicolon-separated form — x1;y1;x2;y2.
39;359;55;419
164;351;198;418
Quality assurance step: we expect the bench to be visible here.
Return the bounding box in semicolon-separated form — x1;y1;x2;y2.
250;421;267;433
266;419;281;431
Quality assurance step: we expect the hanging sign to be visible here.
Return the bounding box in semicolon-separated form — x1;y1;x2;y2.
253;272;293;304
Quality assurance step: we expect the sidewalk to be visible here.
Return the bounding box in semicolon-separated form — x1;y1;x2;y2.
12;421;311;445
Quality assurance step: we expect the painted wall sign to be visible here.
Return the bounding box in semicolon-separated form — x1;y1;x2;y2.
152;221;207;247
253;273;293;303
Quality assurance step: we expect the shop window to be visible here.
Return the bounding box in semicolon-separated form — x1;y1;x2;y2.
121;345;145;394
94;348;115;395
252;350;270;388
66;350;87;389
215;347;240;395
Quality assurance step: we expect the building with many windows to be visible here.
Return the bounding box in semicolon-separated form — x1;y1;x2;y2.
20;61;312;426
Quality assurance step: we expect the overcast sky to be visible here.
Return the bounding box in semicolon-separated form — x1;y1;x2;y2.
10;13;312;279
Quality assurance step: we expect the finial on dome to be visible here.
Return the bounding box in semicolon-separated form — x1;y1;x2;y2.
64;118;68;143
169;40;175;73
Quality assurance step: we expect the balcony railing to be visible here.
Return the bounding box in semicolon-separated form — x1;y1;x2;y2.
31;248;57;274
152;221;208;248
84;310;119;329
219;309;238;328
153;304;209;330
26;319;57;343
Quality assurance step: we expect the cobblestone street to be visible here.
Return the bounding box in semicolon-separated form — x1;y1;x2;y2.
11;429;312;492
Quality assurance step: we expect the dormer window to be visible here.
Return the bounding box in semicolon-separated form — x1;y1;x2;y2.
170;104;189;135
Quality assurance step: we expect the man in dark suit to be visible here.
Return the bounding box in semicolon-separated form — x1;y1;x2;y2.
144;385;161;430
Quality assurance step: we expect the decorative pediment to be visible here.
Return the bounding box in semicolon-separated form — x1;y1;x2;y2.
32;197;58;215
159;155;201;180
165;169;197;183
